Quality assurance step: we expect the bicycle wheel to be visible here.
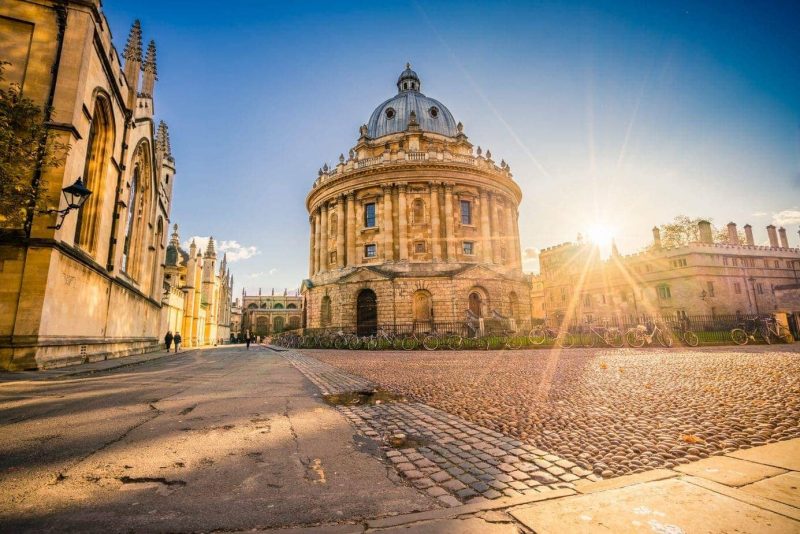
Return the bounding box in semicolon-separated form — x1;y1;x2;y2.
422;335;439;351
347;336;361;350
529;327;546;345
605;329;624;348
760;328;772;345
333;336;347;350
506;334;523;350
392;336;405;350
556;332;574;348
730;328;748;345
446;335;463;350
367;337;378;350
401;336;417;351
683;331;699;347
657;331;673;348
626;330;645;348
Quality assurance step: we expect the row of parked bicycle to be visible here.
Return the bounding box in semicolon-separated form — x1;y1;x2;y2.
273;317;793;351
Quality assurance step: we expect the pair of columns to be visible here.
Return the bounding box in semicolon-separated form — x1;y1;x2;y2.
308;183;521;277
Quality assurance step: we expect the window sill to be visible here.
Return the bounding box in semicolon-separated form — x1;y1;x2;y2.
361;226;380;233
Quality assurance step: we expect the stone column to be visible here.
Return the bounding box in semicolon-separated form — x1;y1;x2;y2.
336;196;345;268
308;213;316;277
479;189;491;263
319;202;328;273
514;208;523;269
429;182;441;261
382;185;394;261
397;184;408;261
443;183;456;261
489;192;500;263
313;208;321;274
346;191;356;266
504;198;515;267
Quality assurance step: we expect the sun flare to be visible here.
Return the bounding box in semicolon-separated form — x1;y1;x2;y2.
587;223;616;249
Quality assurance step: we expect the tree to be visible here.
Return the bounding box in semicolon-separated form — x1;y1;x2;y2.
0;61;69;229
654;215;740;249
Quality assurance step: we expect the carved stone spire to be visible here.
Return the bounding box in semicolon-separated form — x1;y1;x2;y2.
156;120;172;158
205;236;216;258
170;223;180;247
122;20;143;63
141;40;157;97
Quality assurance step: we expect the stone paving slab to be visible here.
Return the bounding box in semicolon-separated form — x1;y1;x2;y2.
740;471;800;509
729;439;800;471
675;455;786;487
281;350;596;506
509;477;799;534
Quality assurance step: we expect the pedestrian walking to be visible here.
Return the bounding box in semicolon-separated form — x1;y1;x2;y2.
173;332;182;353
164;331;173;351
246;334;251;350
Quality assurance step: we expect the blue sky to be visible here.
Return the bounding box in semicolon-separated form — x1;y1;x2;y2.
104;0;800;296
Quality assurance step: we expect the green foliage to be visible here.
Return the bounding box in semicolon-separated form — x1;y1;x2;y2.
654;215;741;249
0;61;69;229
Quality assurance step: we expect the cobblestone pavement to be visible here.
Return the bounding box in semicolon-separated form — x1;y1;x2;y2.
305;345;800;479
281;351;597;506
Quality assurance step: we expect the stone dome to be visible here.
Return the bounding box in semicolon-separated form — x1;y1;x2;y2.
366;64;458;139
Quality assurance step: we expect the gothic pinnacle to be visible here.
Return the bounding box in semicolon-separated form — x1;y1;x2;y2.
143;40;157;79
122;20;143;63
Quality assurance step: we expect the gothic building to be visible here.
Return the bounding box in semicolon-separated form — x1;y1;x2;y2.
162;227;233;347
240;291;302;338
536;221;800;330
303;65;530;333
0;4;176;369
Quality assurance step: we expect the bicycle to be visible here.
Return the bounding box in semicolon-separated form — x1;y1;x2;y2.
674;320;699;347
731;317;791;345
528;324;575;348
625;321;673;348
580;319;624;348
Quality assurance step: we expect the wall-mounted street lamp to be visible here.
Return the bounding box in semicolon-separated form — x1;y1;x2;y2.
41;177;92;230
699;290;707;301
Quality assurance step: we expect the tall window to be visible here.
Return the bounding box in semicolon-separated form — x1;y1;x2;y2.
74;96;113;253
321;296;332;326
734;282;741;294
330;213;338;235
365;243;377;258
583;294;592;307
657;285;671;300
121;168;139;273
364;203;376;228
707;281;715;297
460;200;472;225
413;199;425;223
462;241;474;255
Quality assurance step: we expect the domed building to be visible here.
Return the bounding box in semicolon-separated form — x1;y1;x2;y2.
303;65;530;334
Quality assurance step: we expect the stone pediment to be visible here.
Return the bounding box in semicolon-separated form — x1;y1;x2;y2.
337;266;392;284
451;264;507;280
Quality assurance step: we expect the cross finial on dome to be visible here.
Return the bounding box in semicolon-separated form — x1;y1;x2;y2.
406;62;411;69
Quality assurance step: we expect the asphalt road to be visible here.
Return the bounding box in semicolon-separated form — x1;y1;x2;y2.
0;346;433;533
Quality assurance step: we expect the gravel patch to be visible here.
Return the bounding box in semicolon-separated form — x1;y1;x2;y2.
307;346;800;477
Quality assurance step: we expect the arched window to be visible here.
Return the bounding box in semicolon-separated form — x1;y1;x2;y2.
509;291;519;321
321;296;332;326
150;217;164;295
412;198;425;223
121;142;153;281
287;303;297;309
273;316;285;332
289;316;300;329
356;289;377;336
255;316;269;335
75;95;114;254
248;303;258;309
274;303;284;309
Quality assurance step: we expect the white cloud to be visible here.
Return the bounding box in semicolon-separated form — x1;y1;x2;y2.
183;236;260;263
247;268;278;279
751;212;767;217
773;210;800;226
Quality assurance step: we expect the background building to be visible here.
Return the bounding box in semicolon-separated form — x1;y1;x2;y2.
0;5;175;369
303;65;530;334
241;291;302;338
536;221;800;330
162;226;233;347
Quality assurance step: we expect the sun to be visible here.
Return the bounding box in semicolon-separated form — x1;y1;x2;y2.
587;223;616;249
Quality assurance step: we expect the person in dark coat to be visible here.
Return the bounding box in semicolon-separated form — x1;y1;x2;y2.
165;331;173;351
245;333;251;350
173;332;182;353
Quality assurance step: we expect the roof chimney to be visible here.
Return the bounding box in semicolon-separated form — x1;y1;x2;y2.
778;227;789;248
652;226;662;249
698;220;713;245
744;224;754;246
767;225;779;248
726;222;738;245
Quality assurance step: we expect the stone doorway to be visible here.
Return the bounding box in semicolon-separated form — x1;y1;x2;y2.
356;289;378;336
469;292;483;317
